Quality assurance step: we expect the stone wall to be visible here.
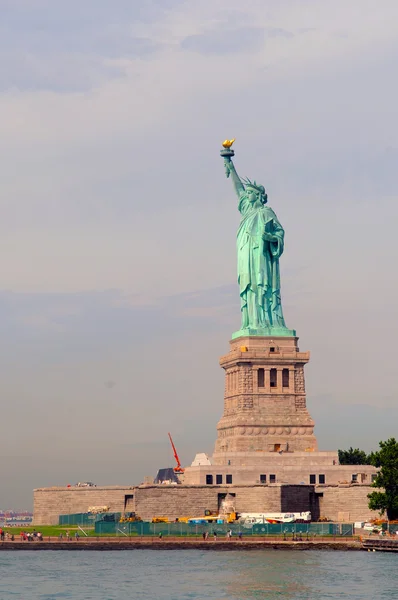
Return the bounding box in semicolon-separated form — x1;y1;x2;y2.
134;486;219;520
317;485;379;522
33;483;379;525
131;484;312;521
34;483;313;524
280;485;313;513
33;487;134;525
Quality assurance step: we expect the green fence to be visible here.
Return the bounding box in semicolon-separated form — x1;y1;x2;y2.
59;513;95;526
94;521;354;537
386;523;398;535
59;512;122;526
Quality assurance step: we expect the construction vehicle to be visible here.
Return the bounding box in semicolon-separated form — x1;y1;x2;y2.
120;512;142;523
238;512;311;526
188;511;237;525
168;432;185;474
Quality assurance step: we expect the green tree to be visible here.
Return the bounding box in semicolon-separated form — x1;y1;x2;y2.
338;447;371;465
368;438;398;521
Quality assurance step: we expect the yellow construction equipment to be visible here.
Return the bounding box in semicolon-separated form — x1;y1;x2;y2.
120;513;142;523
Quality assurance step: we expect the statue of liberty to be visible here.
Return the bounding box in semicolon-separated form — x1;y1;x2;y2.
220;140;294;338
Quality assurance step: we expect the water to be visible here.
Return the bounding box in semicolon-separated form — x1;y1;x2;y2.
0;550;395;599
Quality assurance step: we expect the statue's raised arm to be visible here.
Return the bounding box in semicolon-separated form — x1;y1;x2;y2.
220;139;244;198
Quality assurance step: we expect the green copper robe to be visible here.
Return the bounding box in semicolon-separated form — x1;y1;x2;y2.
237;193;286;330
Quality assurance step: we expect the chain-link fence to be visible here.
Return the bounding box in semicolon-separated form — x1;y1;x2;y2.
59;512;123;526
385;523;398;536
59;513;97;526
94;520;354;537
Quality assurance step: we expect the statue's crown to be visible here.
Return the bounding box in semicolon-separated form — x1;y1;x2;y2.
242;177;266;197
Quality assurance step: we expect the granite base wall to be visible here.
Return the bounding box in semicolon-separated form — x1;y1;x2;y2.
317;485;378;522
34;484;313;525
33;483;379;525
134;484;312;521
33;487;135;525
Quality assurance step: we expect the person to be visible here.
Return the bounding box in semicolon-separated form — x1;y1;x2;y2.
202;532;206;540
213;530;217;541
238;532;243;540
158;532;162;540
75;531;80;541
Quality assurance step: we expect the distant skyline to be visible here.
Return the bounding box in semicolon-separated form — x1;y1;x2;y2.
0;0;397;508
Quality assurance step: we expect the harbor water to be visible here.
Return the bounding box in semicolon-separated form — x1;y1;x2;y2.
0;549;396;599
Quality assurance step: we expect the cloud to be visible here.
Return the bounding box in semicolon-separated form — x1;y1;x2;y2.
180;26;294;55
266;27;294;39
0;286;238;363
181;27;266;55
0;52;127;93
0;0;174;92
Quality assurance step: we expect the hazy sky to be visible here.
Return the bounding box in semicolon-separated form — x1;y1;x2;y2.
0;0;397;509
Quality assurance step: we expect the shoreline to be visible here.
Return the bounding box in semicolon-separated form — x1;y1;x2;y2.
0;538;362;551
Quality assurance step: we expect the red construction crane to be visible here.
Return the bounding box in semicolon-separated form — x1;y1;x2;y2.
168;432;185;474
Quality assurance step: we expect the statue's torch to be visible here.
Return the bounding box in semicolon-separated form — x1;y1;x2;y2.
220;139;235;178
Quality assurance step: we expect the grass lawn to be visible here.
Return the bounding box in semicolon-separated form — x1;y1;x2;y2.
4;525;96;537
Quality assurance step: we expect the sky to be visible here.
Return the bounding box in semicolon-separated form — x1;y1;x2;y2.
0;0;397;509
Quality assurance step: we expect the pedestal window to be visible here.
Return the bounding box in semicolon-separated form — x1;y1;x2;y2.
282;368;289;387
270;368;277;388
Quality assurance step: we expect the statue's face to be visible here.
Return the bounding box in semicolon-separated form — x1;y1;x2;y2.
246;187;261;205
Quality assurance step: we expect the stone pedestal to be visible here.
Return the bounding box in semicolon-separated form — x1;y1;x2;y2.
213;336;317;462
